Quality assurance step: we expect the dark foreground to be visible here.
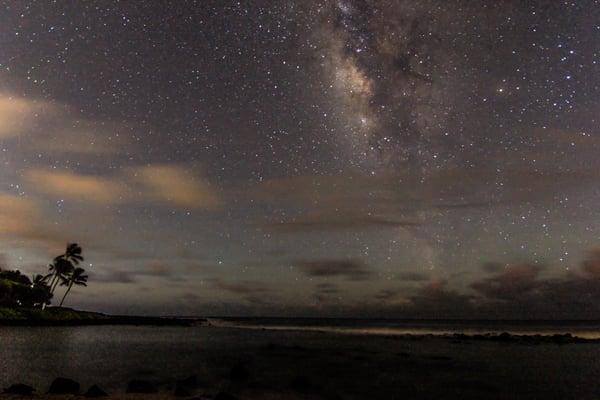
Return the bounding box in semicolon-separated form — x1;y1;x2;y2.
2;325;600;400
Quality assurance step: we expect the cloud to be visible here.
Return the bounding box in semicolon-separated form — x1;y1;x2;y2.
89;262;180;285
375;254;600;319
0;192;71;249
374;288;405;302
264;212;419;233
396;271;430;282
480;262;504;274
130;165;221;210
0;193;39;235
295;259;373;281
471;263;543;301
88;259;187;286
581;249;600;278
210;279;273;305
89;270;137;284
315;282;339;294
406;280;476;318
249;164;600;237
22;164;221;210
24;169;128;205
0;92;127;155
314;282;340;302
251;174;421;233
27;121;129;156
0;95;55;139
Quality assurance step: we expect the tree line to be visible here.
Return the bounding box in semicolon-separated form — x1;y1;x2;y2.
0;243;88;309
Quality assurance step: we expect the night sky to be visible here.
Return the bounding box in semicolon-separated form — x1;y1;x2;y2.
1;1;600;318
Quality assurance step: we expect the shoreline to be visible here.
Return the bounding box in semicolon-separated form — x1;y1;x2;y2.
212;324;600;344
0;307;202;327
0;315;200;327
2;316;598;344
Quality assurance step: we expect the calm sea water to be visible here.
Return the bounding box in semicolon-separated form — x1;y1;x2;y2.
1;321;600;398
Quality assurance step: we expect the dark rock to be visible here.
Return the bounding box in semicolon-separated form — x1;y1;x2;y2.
456;380;498;392
126;379;158;393
3;384;35;395
174;385;191;397
215;392;239;400
230;362;249;382
177;374;197;387
290;375;312;393
265;342;277;351
426;355;454;361
552;333;573;344
84;384;108;397
48;377;80;395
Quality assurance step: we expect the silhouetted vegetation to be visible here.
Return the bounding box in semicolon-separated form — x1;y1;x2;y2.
0;270;52;307
0;243;88;309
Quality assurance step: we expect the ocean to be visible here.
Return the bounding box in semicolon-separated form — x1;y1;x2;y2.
1;320;600;398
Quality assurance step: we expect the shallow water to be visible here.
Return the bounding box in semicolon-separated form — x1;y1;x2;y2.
1;324;600;399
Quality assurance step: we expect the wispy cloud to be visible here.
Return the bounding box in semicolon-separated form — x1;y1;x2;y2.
295;258;373;281
248;163;600;235
0;94;55;139
0;193;39;236
22;164;222;210
0;192;70;249
0;92;127;155
129;165;222;210
210;279;273;305
24;169;128;205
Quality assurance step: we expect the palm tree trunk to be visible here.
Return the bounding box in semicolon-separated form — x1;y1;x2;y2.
50;275;61;295
59;281;73;307
48;273;58;294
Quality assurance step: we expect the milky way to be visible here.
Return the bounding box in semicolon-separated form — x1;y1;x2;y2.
0;1;600;317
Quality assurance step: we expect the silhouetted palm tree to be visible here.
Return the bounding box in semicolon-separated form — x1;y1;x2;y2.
32;274;48;286
64;243;84;265
47;243;84;296
48;258;74;295
59;267;88;307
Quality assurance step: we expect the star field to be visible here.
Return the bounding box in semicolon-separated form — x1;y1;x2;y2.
1;1;600;317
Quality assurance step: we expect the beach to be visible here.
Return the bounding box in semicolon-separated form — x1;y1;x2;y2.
2;322;600;399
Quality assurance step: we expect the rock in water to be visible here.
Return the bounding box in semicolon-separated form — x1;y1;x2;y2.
126;379;158;393
174;385;192;397
215;392;239;400
3;384;35;395
48;377;80;394
230;362;249;382
84;384;108;397
177;374;199;388
290;375;312;393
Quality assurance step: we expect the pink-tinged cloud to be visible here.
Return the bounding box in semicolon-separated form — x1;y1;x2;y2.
23;165;222;210
130;165;222;210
